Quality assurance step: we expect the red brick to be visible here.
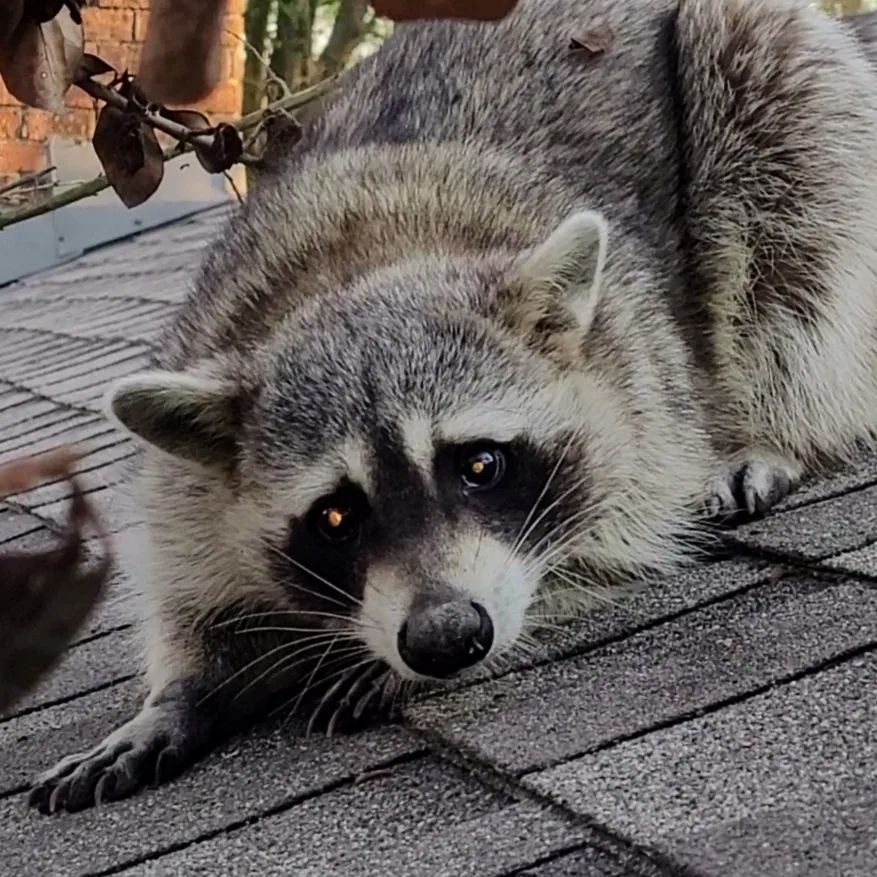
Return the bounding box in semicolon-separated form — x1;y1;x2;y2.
223;13;246;41
132;10;149;42
0;78;18;107
82;8;136;42
188;79;242;116
0;108;22;139
221;45;246;83
65;86;100;111
93;41;142;74
21;108;95;142
0;139;48;174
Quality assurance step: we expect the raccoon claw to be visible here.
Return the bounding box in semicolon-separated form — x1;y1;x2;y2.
28;681;215;814
706;455;801;523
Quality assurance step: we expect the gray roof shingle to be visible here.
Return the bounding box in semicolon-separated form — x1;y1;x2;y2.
1;205;875;877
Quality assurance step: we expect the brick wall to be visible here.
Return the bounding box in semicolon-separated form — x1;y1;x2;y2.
0;0;246;183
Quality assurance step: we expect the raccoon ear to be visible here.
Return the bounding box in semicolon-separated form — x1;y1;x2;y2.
104;371;240;470
517;209;608;334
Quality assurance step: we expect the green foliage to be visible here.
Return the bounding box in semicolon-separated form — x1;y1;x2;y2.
243;0;389;114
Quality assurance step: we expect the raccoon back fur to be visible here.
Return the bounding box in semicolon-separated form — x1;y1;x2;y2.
29;0;877;813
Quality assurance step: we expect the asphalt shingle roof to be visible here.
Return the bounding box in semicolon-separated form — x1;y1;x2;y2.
1;206;875;877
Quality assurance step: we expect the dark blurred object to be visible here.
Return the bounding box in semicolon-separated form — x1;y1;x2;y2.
0;447;112;717
139;0;520;107
139;0;227;106
0;0;86;113
372;0;519;21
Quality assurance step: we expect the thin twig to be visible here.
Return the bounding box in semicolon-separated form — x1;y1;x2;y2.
75;77;218;149
0;167;56;197
224;170;244;203
0;73;341;231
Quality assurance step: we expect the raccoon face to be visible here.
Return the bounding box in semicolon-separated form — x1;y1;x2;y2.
106;210;620;682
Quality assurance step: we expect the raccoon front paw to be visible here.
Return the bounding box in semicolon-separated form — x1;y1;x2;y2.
28;680;215;814
705;453;802;523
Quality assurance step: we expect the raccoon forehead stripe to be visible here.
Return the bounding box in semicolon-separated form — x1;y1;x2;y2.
438;401;568;446
279;437;374;519
400;414;435;476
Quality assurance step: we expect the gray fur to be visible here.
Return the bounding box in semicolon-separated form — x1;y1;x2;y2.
29;0;877;811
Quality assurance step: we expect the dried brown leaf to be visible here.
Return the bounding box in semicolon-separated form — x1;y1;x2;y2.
0;447;111;718
29;1;71;24
76;51;114;80
194;122;244;174
0;5;83;113
117;73;149;110
0;0;24;47
570;19;615;56
371;0;518;21
0;445;83;497
92;103;164;208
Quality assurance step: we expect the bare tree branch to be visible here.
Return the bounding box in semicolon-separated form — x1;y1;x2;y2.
0;73;341;231
319;0;369;78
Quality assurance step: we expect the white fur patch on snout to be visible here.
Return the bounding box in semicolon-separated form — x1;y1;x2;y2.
359;533;538;680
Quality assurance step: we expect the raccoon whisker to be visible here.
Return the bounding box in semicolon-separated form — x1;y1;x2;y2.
521;501;602;568
232;640;367;705
509;430;581;559
272;648;373;726
305;662;364;737
536;496;603;551
200;635;341;706
287;631;347;720
212;608;374;629
506;478;589;576
522;610;577;623
276;562;395;630
204;630;363;704
380;670;403;713
388;675;408;719
305;657;379;737
199;640;302;704
512;629;544;654
249;547;355;616
349;681;380;723
281;554;365;609
284;609;378;626
279;577;357;613
324;661;384;737
353;668;392;721
230;628;361;649
261;540;364;611
523;617;576;637
485;470;593;612
544;566;624;607
233;620;378;636
470;529;485;584
547;570;627;603
506;480;596;582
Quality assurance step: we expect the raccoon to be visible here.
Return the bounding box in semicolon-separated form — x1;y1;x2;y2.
29;0;877;813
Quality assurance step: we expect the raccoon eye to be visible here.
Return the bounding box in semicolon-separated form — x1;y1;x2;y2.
308;490;364;543
459;445;507;491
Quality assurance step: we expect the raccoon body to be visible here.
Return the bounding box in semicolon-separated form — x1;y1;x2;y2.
29;0;877;813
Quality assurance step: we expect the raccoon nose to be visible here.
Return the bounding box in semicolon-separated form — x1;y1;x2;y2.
397;600;494;678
